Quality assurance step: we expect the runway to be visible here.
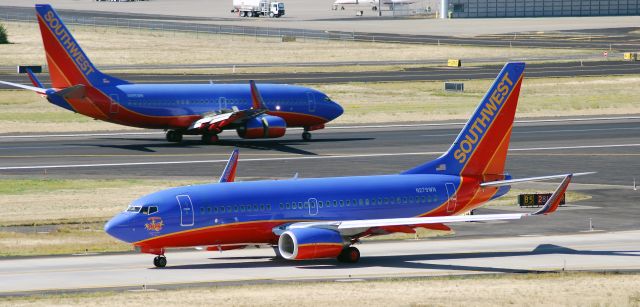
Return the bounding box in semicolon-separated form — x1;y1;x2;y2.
1;117;639;238
1;61;639;89
0;230;638;296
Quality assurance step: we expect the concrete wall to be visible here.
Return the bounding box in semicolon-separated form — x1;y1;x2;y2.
450;0;640;18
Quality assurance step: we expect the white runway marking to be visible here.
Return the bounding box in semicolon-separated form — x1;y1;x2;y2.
0;116;638;139
1;143;638;170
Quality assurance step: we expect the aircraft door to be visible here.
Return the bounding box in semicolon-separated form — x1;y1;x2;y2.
308;198;318;216
176;195;195;226
445;183;457;213
306;92;316;113
109;94;119;114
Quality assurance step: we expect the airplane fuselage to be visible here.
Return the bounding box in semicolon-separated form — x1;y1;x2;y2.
48;83;343;131
105;174;510;248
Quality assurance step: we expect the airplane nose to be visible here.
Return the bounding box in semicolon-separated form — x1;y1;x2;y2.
104;214;132;243
331;102;344;121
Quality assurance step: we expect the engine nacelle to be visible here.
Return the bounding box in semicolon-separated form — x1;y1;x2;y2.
237;115;286;139
278;228;344;260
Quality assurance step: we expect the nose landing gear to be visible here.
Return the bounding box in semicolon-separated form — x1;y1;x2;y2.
153;255;167;268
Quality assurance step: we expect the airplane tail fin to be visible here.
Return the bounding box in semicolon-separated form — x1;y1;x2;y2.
35;4;128;88
403;62;525;177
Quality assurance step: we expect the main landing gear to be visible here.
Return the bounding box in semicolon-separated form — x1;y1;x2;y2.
153;255;167;268
165;130;183;143
201;133;219;145
302;131;312;141
337;246;360;263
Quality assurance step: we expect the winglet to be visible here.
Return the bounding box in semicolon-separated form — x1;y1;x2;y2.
219;147;240;183
26;68;44;89
531;174;573;215
249;80;267;110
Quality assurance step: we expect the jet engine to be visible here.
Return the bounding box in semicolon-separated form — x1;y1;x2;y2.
278;228;345;260
237;115;286;139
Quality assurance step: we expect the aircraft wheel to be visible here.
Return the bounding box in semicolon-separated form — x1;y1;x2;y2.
166;130;183;143
201;133;219;145
337;246;360;263
269;12;274;18
302;131;312;141
154;255;167;268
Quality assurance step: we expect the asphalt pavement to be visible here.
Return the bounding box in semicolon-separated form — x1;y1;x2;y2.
1;61;638;88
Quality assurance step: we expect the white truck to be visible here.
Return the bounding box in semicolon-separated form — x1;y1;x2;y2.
232;0;285;17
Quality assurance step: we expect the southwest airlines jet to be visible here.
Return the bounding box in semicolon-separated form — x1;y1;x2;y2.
105;62;592;268
0;5;343;143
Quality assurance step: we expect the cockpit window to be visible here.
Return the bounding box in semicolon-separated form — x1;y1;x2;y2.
140;206;158;215
126;206;141;213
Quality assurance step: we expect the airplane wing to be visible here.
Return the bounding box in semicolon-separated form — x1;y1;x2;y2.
480;172;593;187
219;147;240;183
188;80;267;133
0;80;47;94
284;174;573;235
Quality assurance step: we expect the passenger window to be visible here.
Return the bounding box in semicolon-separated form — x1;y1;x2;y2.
279;203;284;210
286;203;290;209
403;197;408;204
207;207;212;213
261;204;266;211
339;200;344;207
319;201;323;208
353;199;358;206
378;197;383;204
234;206;238;212
333;200;338;207
384;197;389;205
214;207;219;213
345;200;350;207
365;199;370;206
267;204;271;210
304;202;309;209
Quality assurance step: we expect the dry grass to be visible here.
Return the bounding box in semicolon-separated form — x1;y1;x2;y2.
2;74;640;133
4;272;640;306
0;178;204;226
0;21;594;67
0;223;130;256
322;75;640;124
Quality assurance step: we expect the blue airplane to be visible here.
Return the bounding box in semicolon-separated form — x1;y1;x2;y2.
0;4;344;144
105;62;592;268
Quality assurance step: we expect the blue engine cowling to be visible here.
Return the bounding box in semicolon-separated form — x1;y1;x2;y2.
278;228;344;260
236;115;286;139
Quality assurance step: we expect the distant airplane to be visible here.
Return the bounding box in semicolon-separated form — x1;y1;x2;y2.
0;4;343;144
105;62;593;268
333;0;415;11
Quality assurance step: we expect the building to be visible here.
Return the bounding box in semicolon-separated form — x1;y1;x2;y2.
448;0;640;18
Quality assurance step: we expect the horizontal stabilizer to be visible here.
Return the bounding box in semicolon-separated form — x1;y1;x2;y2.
480;172;594;187
54;84;86;99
